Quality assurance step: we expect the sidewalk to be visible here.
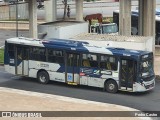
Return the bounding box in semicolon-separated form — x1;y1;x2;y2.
0;87;151;120
154;55;160;76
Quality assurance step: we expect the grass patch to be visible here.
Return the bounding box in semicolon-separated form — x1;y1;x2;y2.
0;49;4;64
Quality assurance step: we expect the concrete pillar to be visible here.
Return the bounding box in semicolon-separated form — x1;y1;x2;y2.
28;0;37;38
76;0;83;21
119;0;131;35
44;0;57;22
138;0;144;36
139;0;155;36
138;0;155;52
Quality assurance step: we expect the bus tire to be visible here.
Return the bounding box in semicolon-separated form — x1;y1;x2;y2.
37;71;49;84
105;80;118;93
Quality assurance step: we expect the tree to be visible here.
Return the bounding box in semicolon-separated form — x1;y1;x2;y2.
62;0;68;20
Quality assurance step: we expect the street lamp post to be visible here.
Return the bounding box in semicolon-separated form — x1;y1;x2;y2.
16;0;18;37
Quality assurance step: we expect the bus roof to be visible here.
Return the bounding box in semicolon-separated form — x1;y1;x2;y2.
6;37;151;59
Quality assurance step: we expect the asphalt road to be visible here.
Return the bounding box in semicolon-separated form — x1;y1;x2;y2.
0;29;29;47
0;66;160;112
37;0;160;19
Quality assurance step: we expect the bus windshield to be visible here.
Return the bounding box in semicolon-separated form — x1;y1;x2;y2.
140;58;154;79
102;24;118;34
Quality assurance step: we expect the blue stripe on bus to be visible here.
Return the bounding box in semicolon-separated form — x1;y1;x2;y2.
107;47;150;60
42;39;90;53
57;65;80;74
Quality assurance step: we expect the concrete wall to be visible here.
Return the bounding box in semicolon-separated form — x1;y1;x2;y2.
72;39;153;52
59;23;88;39
0;3;28;20
38;22;88;39
71;34;154;52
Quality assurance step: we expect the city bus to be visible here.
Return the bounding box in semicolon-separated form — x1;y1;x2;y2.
113;10;160;45
4;37;155;93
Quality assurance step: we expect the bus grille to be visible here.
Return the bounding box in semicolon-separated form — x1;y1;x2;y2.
145;82;154;89
143;75;155;82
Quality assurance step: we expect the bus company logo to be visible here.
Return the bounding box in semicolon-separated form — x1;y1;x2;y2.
2;112;11;117
1;112;42;118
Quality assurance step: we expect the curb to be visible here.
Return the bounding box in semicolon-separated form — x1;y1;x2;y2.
0;63;4;66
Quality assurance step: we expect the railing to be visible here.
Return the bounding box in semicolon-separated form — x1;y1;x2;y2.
0;3;28;21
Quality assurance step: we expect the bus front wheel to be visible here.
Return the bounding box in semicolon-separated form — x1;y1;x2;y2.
37;71;49;84
105;80;118;93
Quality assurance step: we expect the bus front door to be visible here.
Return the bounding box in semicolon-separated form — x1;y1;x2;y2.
16;46;29;76
66;53;80;84
120;59;136;91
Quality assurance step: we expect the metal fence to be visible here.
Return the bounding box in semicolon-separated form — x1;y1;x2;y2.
0;3;28;20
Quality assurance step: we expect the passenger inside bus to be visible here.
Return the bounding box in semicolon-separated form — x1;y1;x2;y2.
83;60;91;67
106;62;112;70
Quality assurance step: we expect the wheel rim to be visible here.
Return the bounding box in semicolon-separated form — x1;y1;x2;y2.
39;75;46;83
108;83;115;91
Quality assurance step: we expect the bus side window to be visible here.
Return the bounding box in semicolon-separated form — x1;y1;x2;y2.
48;49;64;64
83;60;90;67
82;54;98;68
23;48;29;60
30;47;46;62
100;55;117;71
17;48;22;60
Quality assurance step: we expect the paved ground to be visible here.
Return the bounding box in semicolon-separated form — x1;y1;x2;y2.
0;87;152;120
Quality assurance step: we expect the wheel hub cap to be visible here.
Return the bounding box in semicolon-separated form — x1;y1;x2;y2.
109;84;114;90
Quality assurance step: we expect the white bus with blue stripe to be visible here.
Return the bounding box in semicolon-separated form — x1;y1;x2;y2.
4;37;155;93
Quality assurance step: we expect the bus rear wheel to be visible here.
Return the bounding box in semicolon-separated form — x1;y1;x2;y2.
37;71;49;84
105;80;118;93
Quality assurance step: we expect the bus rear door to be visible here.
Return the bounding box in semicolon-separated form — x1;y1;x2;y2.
66;53;80;84
120;58;136;91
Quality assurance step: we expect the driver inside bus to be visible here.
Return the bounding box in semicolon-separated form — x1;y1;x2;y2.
18;52;22;60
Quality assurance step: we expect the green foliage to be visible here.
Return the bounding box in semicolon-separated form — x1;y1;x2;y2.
0;49;4;64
